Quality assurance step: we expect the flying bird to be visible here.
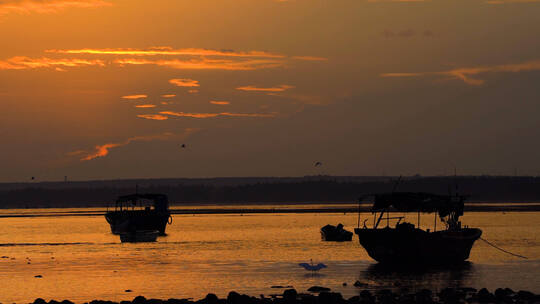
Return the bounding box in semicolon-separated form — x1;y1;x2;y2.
299;259;327;273
314;162;322;167
180;144;186;149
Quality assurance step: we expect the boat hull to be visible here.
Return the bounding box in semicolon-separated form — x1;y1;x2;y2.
120;230;159;243
354;227;482;264
105;210;170;236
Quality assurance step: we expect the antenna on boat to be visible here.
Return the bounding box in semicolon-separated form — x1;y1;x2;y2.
392;175;402;193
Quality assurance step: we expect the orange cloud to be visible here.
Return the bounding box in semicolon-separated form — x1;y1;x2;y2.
69;129;198;161
236;85;295;92
121;94;147;100
381;60;540;85
169;78;200;87
115;58;284;71
0;56;105;70
210;100;230;105
292;56;328;61
137;114;169;120
0;0;111;16
134;104;156;108
161;94;176;98
46;47;285;58
160;111;276;119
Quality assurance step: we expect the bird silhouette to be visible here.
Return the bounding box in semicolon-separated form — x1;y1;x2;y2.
314;162;322;167
298;259;327;273
180;144;186;149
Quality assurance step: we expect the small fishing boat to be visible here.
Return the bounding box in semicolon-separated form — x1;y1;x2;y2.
105;193;172;236
119;230;159;243
320;223;353;241
355;192;482;264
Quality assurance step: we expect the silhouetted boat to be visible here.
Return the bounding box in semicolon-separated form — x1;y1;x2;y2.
320;223;353;241
354;192;482;264
119;230;160;243
105;193;172;236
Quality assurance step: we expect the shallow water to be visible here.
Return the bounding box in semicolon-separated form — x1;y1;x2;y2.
0;209;538;303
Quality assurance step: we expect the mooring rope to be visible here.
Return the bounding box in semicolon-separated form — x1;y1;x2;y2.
480;237;528;259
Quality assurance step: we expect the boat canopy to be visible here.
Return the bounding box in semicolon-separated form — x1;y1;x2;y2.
371;192;464;218
116;193;169;211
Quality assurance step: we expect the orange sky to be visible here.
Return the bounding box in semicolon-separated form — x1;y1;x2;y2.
1;0;540;181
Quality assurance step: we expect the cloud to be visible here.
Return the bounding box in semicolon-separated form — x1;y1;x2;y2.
4;46;325;72
47;47;286;58
161;94;176;98
137;114;169;120
0;56;105;70
115;57;285;71
121;94;147;100
69;129;198;161
210;100;230;105
160;111;276;119
169;78;200;87
134;104;156;108
292;56;328;61
236;84;295;92
381;60;540;85
0;0;111;16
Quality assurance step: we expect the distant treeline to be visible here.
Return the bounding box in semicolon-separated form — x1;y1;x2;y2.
1;176;540;208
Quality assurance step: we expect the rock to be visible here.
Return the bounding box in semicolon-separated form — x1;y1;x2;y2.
34;275;43;278
227;291;242;304
283;289;298;303
133;296;148;304
515;290;535;301
353;281;368;288
204;294;218;304
317;292;343;304
477;288;495;303
33;298;47;304
307;286;331;292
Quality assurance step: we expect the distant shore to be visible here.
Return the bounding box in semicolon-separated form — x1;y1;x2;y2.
4;176;540;209
29;286;540;304
0;202;539;218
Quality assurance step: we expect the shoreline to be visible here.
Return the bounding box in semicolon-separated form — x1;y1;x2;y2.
29;287;540;304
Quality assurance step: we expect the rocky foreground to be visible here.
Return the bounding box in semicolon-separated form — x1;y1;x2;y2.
30;287;540;304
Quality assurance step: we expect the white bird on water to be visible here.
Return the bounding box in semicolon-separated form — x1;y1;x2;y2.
298;259;327;273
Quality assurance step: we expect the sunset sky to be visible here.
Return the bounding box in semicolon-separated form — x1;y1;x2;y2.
1;0;540;182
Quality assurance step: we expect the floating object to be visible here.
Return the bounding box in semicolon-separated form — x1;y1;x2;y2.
105;193;172;236
34;275;42;278
119;230;159;243
320;223;353;242
299;260;327;272
355;192;482;264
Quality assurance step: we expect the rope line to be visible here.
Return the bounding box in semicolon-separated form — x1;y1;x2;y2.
480;237;528;259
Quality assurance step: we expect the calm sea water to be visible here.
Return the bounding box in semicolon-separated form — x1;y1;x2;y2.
0;207;538;303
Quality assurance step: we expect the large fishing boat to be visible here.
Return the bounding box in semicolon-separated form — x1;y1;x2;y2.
105;193;172;236
354;192;482;264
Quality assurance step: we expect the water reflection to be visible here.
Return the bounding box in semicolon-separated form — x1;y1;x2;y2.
360;262;474;292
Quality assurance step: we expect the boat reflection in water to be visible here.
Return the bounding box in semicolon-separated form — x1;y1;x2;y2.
105;193;172;236
355;192;482;264
361;261;474;292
